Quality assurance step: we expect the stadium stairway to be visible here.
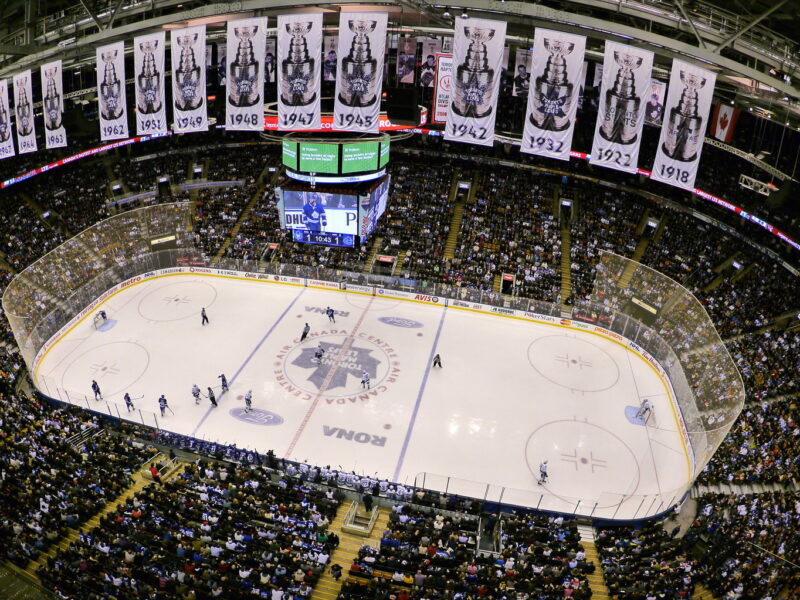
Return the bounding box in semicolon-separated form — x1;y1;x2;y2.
310;504;391;600
443;170;477;261
691;481;793;497
576;525;610;600
693;583;719;600
362;236;384;274
617;211;654;289
560;225;572;307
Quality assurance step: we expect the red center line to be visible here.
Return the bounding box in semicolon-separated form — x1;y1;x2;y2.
284;295;375;458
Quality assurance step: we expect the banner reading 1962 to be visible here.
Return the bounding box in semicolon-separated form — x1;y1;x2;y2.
96;41;129;141
522;28;586;161
226;17;268;131
134;31;167;135
171;25;208;133
277;13;323;131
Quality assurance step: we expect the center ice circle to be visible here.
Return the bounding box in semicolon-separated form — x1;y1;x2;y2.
138;280;218;322
527;334;620;392
59;341;149;398
525;420;641;503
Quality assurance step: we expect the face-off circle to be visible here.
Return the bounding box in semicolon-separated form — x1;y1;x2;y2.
58;341;150;398
527;334;620;392
137;280;218;322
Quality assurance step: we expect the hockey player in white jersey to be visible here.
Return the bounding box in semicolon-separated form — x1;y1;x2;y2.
313;343;326;364
244;390;253;413
192;384;201;404
361;371;371;389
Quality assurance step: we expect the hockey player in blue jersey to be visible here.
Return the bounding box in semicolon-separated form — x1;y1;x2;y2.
218;373;229;393
302;194;327;232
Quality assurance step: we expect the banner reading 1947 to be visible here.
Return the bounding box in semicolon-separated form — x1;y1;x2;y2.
277;13;323;131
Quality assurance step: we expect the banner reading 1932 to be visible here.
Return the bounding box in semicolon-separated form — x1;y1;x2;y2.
277;13;323;131
134;31;167;135
333;11;389;133
225;17;268;131
522;28;586;161
444;17;507;146
171;25;208;134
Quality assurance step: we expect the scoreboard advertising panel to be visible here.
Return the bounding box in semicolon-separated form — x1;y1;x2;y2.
298;143;339;173
282;137;389;175
341;142;379;173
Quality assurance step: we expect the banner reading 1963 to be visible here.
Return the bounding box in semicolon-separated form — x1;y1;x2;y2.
444;17;507;146
40;60;67;149
333;11;389;133
13;71;37;154
277;13;323;131
225;17;268;131
134;31;167;135
650;58;716;191
589;41;653;174
522;28;586;161
96;41;129;141
171;25;208;133
0;80;16;159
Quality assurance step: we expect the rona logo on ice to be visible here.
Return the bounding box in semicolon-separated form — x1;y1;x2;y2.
292;341;379;390
323;426;386;446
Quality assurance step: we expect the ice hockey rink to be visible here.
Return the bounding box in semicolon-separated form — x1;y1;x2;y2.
34;273;693;520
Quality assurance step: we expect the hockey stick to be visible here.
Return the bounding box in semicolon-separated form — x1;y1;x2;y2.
167;406;175;415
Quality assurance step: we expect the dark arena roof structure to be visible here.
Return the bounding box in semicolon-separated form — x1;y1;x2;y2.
0;1;798;600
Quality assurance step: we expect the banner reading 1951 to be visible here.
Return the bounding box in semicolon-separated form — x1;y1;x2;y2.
134;31;167;136
277;13;323;131
225;17;268;131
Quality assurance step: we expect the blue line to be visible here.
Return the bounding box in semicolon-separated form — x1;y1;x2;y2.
392;305;448;481
191;286;306;437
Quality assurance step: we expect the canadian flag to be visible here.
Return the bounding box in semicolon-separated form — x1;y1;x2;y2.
709;103;740;143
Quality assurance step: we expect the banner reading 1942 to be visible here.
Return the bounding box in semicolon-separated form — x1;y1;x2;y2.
171;25;208;134
40;60;67;149
13;70;37;154
0;80;15;159
225;17;268;131
96;41;129;141
444;16;507;146
522;28;586;161
277;13;323;131
134;31;167;135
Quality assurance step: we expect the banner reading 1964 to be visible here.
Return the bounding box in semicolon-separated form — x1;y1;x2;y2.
13;71;37;154
0;80;15;159
650;58;716;191
277;13;323;131
40;60;67;149
444;17;507;146
226;17;268;131
589;41;653;174
522;28;586;161
333;11;389;133
134;31;167;135
96;41;129;141
171;25;208;133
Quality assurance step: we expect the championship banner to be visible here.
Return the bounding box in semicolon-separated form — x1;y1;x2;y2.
419;38;441;87
651;59;716;191
216;43;227;85
265;38;277;84
522;29;586;161
590;41;654;174
644;79;666;127
592;62;603;87
0;80;15;159
432;53;453;124
40;60;67;149
397;36;417;84
323;36;338;81
710;103;740;143
225;17;268;131
96;41;129;141
134;32;167;136
277;13;322;131
13;71;37;154
512;48;532;98
171;25;208;134
333;11;389;133
444;17;507;146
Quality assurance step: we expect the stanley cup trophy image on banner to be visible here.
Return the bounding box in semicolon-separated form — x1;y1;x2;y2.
40;60;67;149
589;41;653;174
334;12;388;133
13;71;37;154
226;17;267;131
444;17;507;147
651;59;716;191
0;80;16;159
171;25;208;133
134;32;167;135
96;41;129;141
277;13;322;131
522;29;586;161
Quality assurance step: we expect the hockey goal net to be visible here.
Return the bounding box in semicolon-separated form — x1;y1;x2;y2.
92;311;110;329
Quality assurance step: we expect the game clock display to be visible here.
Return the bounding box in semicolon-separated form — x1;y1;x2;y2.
292;229;355;247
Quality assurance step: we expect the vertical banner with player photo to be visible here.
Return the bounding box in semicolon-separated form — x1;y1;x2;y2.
397;36;417;84
522;29;586;161
419;38;441;87
40;60;67;149
133;31;167;135
644;79;666;127
96;41;129;141
265;38;277;85
226;17;268;131
0;80;15;159
323;36;338;81
432;53;453;124
651;59;716;191
512;48;532;98
445;17;507;146
277;13;322;131
13;71;37;154
216;43;227;86
333;11;388;133
172;25;208;133
590;41;653;174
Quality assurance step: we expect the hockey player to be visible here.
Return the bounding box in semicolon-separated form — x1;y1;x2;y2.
99;310;107;321
124;393;134;412
192;384;201;404
218;374;229;393
302;194;327;232
432;353;442;368
244;390;253;413
636;398;652;421
313;344;326;364
537;460;549;485
300;323;311;342
201;307;209;326
158;395;169;417
326;307;335;323
361;371;371;389
91;380;102;400
207;387;217;407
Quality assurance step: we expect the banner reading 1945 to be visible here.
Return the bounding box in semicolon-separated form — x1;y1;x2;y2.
225;17;268;131
277;13;323;131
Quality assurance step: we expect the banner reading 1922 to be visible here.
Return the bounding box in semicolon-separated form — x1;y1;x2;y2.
278;13;323;131
444;17;507;146
225;17;268;131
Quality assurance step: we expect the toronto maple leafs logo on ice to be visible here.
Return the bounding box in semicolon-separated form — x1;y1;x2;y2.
538;88;567;117
291;341;380;391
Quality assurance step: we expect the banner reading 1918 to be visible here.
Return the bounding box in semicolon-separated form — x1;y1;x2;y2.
171;25;208;134
226;17;268;131
13;71;37;154
96;41;129;141
134;31;167;135
40;60;67;149
444;17;507;146
589;41;653;174
522;28;586;161
333;11;389;133
0;80;15;159
277;13;323;131
650;58;716;191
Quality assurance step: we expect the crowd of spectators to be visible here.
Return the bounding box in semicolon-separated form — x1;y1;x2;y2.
114;153;191;192
193;184;259;258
